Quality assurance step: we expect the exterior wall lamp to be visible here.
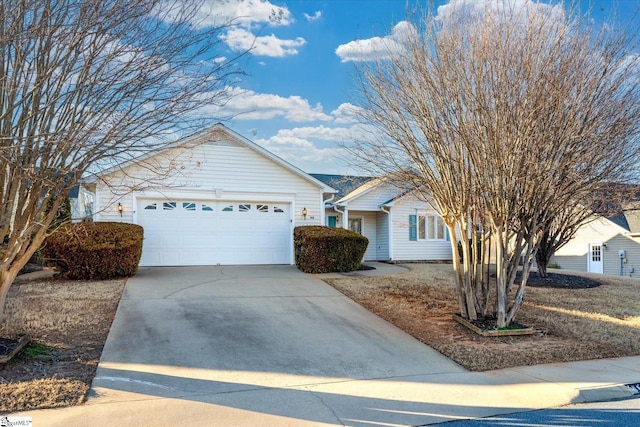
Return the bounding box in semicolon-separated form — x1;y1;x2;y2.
117;202;123;217
302;207;308;220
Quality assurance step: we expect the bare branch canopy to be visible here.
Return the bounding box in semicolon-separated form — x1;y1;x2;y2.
351;1;640;327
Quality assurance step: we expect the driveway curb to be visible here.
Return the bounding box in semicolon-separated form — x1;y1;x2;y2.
578;382;640;403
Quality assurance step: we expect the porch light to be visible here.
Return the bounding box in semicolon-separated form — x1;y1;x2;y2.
117;202;123;217
302;207;308;220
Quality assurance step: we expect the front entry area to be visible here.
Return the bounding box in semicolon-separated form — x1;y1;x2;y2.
136;199;292;266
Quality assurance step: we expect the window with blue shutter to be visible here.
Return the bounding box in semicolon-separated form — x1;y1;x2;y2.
409;215;417;241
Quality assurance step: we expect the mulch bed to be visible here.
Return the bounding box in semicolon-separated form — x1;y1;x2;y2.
524;272;601;289
0;336;31;364
0;337;21;357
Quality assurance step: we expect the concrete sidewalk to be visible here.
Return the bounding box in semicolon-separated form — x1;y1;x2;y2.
11;265;640;426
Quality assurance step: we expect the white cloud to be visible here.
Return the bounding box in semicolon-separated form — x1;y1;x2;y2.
253;124;373;173
256;135;338;163
335;1;567;63
331;103;364;124
335;21;414;63
274;125;359;141
436;0;564;23
154;1;303;58
304;11;322;22
221;27;306;57
217;87;332;122
156;0;294;29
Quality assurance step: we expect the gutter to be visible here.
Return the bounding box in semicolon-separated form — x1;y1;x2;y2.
323;193;336;205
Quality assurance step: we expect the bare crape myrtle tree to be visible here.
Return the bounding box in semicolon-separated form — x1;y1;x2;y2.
352;2;640;327
0;0;246;323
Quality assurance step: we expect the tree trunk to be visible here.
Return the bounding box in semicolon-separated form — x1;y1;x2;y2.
0;269;19;325
449;228;469;319
535;244;553;278
495;228;508;328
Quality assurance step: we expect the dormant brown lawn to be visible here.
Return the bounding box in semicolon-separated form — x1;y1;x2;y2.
324;263;640;372
0;278;125;413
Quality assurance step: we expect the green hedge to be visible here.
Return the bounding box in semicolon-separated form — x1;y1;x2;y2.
294;226;368;273
43;222;143;280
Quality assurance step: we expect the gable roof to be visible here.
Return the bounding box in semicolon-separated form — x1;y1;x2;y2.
312;173;426;209
608;212;630;231
310;174;375;201
336;177;386;204
622;203;640;233
87;123;336;193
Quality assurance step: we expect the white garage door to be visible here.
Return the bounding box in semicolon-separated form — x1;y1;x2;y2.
137;199;292;266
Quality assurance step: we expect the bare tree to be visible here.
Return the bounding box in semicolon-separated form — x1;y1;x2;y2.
0;0;244;323
352;1;640;327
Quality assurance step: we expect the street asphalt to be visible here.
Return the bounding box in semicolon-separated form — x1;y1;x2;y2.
10;263;640;426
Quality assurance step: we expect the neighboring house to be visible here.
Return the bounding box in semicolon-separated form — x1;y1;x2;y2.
550;206;640;277
311;174;454;262
83;124;335;266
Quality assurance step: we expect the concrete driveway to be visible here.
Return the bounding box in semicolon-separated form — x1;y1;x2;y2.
18;265;618;426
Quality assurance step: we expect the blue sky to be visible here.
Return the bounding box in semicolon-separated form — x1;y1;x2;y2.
184;0;640;175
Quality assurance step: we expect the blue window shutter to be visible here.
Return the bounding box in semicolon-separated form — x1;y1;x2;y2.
328;216;337;228
409;215;417;241
445;227;450;241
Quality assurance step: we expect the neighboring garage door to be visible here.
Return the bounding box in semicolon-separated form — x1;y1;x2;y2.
137;199;292;266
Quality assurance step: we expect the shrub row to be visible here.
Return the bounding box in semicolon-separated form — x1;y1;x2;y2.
43;222;143;280
294;226;368;273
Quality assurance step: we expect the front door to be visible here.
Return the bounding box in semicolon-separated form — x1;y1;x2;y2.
587;243;604;274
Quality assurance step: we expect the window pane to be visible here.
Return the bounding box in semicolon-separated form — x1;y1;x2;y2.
163;202;176;210
182;202;196;211
257;204;268;213
418;215;426;240
239;204;250;212
349;218;362;234
427;216;435;239
437;217;445;239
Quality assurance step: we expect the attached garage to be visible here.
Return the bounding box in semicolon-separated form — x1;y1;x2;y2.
136;198;292;266
88;124;335;267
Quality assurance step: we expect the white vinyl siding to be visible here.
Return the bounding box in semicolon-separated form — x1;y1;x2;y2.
96;135;323;227
601;235;640;277
391;195;452;261
345;185;402;211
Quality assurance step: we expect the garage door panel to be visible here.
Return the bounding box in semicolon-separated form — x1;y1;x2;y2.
137;199;291;266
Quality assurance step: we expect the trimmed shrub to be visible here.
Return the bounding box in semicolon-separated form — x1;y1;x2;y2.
42;222;143;280
294;225;368;273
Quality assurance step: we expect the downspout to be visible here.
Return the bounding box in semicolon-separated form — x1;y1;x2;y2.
333;204;347;228
380;205;392;261
318;192;337;226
